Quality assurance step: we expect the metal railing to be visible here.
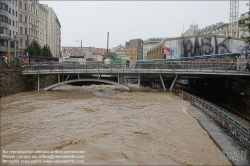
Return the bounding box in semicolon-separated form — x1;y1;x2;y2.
175;88;250;150
21;61;250;75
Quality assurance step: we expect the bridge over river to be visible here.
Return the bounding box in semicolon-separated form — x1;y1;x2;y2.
21;60;250;91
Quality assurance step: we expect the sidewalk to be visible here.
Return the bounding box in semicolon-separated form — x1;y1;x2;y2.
187;105;250;166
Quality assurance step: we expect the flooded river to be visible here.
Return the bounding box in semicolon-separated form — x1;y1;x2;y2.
1;84;231;165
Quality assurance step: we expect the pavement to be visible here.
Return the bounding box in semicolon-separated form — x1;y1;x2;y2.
187;105;250;166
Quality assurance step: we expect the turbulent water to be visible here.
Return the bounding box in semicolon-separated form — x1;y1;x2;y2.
0;84;231;165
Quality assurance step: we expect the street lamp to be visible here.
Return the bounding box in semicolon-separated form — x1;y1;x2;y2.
107;32;109;59
76;40;82;47
26;20;39;55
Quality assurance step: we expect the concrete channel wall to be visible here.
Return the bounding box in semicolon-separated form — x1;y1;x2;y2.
173;89;250;151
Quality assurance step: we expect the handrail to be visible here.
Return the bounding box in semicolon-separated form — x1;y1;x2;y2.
177;89;250;141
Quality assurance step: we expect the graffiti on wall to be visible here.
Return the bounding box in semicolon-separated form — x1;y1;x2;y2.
164;36;245;59
62;47;87;58
162;47;180;59
194;100;250;151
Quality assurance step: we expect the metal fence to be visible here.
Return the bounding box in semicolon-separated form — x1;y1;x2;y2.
174;88;250;151
21;61;250;75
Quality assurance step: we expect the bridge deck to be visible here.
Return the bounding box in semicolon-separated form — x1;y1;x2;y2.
22;69;250;76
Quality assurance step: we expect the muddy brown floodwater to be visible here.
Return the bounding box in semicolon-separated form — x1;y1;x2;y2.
0;84;231;165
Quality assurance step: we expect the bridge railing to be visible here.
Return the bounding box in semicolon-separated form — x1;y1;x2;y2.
174;88;250;150
21;61;249;74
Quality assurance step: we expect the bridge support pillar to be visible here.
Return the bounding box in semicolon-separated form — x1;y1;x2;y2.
58;74;60;83
118;73;123;84
159;74;166;91
138;73;140;89
38;74;40;90
170;75;178;91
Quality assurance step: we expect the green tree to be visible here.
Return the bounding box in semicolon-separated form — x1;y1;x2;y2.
24;40;42;56
42;44;53;57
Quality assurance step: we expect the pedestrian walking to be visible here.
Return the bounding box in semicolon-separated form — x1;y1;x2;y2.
245;61;250;71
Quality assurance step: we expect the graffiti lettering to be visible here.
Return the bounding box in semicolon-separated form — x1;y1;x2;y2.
220;146;249;164
180;37;231;57
194;101;250;151
229;125;250;150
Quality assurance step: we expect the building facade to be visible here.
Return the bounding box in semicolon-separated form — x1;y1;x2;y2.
125;38;143;61
18;0;40;56
143;38;164;60
43;4;61;58
38;3;48;48
111;44;125;55
0;0;19;60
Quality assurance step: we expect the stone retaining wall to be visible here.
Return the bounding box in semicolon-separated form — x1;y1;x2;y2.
0;67;57;98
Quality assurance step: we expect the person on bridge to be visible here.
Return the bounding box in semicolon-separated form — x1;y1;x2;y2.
245;61;250;71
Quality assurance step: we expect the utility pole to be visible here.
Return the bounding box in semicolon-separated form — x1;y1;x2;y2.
106;32;109;59
229;0;239;37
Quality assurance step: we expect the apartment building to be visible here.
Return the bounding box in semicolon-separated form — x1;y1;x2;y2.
38;3;49;48
43;4;61;57
0;0;19;60
143;38;164;60
18;0;39;56
125;39;143;61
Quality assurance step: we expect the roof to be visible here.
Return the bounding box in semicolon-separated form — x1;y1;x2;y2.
126;39;143;46
189;24;198;31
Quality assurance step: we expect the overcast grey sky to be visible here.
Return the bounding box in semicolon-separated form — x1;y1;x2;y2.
41;1;249;48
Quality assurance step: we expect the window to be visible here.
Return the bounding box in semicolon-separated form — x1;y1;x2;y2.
0;27;9;35
24;3;26;10
25;28;27;35
20;39;23;47
12;20;14;26
15;0;17;6
11;42;14;48
9;19;11;25
0;15;8;23
9;30;11;36
36;9;37;15
25;16;27;23
16;11;17;17
20;27;22;34
13;31;14;37
20;14;22;21
25;40;27;47
12;9;14;15
0;3;8;11
19;1;22;9
9;7;11;14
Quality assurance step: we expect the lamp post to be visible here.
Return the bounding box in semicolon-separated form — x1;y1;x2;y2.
76;40;82;47
26;20;39;55
107;32;109;59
